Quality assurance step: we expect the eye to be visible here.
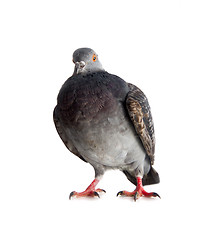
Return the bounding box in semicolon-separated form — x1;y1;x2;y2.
92;54;97;62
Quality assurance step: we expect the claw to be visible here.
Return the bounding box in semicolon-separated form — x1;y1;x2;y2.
153;192;161;198
69;191;75;200
117;191;123;197
134;192;140;201
94;191;100;198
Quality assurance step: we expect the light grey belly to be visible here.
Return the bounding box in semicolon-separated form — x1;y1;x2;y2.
65;111;146;169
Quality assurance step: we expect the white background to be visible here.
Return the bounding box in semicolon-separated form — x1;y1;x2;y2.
1;0;224;239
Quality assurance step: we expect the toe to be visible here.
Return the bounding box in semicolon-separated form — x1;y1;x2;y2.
143;191;161;198
96;188;106;193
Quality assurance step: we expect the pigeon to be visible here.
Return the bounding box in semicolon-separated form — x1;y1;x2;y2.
53;48;160;201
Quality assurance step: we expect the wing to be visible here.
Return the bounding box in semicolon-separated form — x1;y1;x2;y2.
53;106;87;162
125;83;155;165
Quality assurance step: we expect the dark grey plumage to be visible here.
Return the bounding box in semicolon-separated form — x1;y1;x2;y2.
53;48;159;199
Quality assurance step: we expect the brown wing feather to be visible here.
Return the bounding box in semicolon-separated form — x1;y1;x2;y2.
53;106;87;162
126;83;155;165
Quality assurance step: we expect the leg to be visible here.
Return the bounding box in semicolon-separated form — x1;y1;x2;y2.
69;177;105;199
117;176;160;201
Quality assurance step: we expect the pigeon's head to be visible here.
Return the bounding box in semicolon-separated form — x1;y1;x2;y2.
72;48;104;75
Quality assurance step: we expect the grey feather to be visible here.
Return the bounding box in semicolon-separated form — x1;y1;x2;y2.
53;106;87;162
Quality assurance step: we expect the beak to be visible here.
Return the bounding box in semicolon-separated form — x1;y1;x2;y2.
74;61;86;74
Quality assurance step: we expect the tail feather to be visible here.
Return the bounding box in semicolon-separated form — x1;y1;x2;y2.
142;166;160;186
123;166;160;186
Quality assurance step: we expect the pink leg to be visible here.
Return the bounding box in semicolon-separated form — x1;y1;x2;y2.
69;178;105;199
117;177;160;201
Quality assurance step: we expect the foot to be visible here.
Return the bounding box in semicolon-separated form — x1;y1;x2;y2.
117;177;160;201
69;178;106;199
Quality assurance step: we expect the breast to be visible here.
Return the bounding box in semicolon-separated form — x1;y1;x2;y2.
64;104;146;168
57;73;145;168
57;73;129;125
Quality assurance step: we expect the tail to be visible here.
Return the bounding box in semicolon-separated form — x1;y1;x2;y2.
142;166;160;186
123;166;160;186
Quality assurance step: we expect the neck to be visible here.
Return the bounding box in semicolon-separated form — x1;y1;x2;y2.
73;67;105;76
